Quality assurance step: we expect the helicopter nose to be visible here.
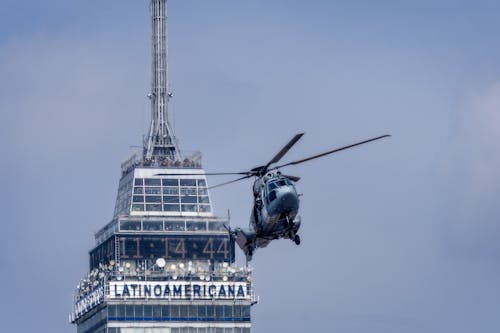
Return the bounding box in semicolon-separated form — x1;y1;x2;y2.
279;189;299;211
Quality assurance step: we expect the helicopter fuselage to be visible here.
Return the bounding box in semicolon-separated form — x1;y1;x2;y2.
233;172;302;258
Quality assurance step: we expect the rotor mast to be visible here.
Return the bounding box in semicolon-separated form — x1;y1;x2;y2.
145;0;181;161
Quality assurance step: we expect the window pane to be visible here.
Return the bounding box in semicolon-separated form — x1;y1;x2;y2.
143;221;163;231
134;305;143;319
163;196;179;203
132;204;144;212
134;178;144;186
144;305;153;319
170;305;179;318
164;204;180;212
125;305;134;318
181;204;196;212
117;305;125;318
120;220;141;231
180;179;197;186
198;305;206;318
197;179;207;187
163;187;179;195
161;305;170;319
180;187;196;195
206;305;215;319
146;204;162;211
108;305;117;318
198;188;208;195
179;305;188;317
181;195;197;203
145;196;162;203
163;178;179;186
145;187;162;195
134;187;144;194
215;305;223;318
153;305;161;318
198;196;210;203
224;305;232;318
145;178;161;186
242;306;250;318
189;305;197;317
187;221;206;231
198;205;211;213
133;195;144;203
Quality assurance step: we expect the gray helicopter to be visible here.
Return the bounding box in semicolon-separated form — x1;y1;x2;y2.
203;133;390;261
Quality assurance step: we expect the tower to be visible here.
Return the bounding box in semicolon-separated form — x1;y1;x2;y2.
70;2;256;333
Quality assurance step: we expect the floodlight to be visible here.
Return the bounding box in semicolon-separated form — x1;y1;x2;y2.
156;258;166;268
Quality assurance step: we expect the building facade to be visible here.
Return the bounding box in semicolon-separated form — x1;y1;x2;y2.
70;1;256;332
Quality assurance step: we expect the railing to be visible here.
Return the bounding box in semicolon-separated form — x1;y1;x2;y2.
121;151;203;176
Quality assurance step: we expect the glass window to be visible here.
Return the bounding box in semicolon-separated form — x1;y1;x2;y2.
198;188;208;195
163;196;179;203
242;306;250;318
145;196;162;203
153;305;162;318
164;204;180;212
163;178;179;186
146;204;162;211
268;190;277;202
165;220;185;231
120;220;141;231
108;304;117;318
170;305;179;318
132;204;144;212
189;305;197;317
117;305;125;318
180;187;196;195
242;329;250;333
126;305;134;318
198;205;211;213
134;305;143;319
198;196;210;203
197;179;206;187
187;221;206;231
144;305;153;319
134;178;144;186
181;204;196;212
216;328;223;333
134;187;144;194
133;195;144;203
215;305;223;318
224;305;232;318
181;195;197;203
161;305;170;319
143;221;163;231
209;222;225;231
145;178;161;186
206;305;215;319
163;187;179;195
197;305;206;318
179;305;188;318
233;305;241;318
145;187;161;195
180;179;197;186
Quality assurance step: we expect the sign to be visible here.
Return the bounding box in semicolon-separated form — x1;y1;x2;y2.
71;286;104;321
108;281;249;300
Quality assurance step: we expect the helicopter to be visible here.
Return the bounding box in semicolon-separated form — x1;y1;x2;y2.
190;133;390;261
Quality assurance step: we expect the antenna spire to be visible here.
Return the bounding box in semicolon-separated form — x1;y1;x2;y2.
144;0;181;161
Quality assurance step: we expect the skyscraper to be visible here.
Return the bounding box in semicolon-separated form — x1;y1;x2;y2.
70;1;256;332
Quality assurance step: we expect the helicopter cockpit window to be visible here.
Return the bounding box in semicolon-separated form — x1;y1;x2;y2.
268;190;277;202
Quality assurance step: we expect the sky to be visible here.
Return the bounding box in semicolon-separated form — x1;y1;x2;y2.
1;0;500;332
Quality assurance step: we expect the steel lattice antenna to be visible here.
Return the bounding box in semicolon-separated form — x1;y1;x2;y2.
144;0;181;161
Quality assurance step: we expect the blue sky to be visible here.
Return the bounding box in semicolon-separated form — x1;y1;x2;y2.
1;1;500;332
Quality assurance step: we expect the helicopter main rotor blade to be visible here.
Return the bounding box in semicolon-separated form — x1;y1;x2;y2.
263;133;305;172
274;134;391;169
208;175;254;190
